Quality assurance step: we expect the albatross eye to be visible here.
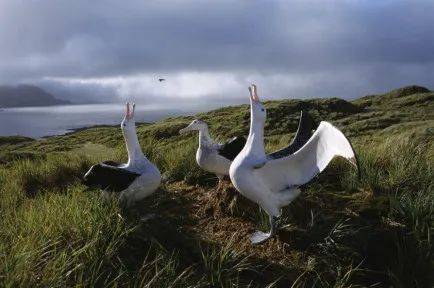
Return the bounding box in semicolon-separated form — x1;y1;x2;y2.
261;108;265;112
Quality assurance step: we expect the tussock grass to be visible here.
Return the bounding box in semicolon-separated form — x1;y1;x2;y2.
1;190;130;287
199;238;259;287
356;136;432;195
1;133;431;287
0;134;428;287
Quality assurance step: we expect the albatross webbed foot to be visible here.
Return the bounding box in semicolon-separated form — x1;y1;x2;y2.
250;231;273;244
250;215;277;245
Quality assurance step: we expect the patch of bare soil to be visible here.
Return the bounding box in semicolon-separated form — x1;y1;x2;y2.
167;181;315;267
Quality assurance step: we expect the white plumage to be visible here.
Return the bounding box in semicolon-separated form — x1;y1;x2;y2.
229;84;358;244
260;122;357;192
179;119;246;188
83;103;161;207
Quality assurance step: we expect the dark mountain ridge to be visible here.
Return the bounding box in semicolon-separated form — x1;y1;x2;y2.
0;85;70;107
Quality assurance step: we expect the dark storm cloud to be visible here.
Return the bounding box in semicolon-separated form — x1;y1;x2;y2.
0;0;433;101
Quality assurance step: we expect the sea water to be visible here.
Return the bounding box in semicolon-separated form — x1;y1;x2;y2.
0;103;217;138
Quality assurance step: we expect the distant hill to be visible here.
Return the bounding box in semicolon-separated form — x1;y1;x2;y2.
0;85;70;107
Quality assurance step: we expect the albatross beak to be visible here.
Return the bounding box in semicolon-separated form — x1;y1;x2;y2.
125;102;130;118
248;84;260;103
179;126;192;134
124;102;135;120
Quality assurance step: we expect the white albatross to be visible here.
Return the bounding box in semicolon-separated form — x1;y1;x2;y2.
83;103;161;206
179;114;315;189
229;84;358;244
179;119;246;188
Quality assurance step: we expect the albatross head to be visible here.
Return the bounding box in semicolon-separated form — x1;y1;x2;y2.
121;102;137;136
179;119;208;134
248;84;266;125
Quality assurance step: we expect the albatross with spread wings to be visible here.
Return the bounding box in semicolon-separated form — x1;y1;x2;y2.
229;84;358;244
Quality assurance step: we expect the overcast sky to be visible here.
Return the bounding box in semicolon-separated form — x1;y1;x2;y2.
1;0;433;104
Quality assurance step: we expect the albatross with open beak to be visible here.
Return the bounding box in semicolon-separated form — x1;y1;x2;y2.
83;103;161;206
229;85;358;244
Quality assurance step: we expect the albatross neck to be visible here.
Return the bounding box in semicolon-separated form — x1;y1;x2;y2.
124;128;145;165
198;126;213;148
246;110;265;158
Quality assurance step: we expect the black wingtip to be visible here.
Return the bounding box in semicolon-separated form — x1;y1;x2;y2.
291;110;315;146
300;110;318;130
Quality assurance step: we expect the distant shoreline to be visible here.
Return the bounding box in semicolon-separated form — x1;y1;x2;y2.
40;124;117;139
0;102;203;139
0;124;120;141
0;102;103;109
40;121;157;139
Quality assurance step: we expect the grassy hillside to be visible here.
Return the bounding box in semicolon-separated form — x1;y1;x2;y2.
0;86;433;287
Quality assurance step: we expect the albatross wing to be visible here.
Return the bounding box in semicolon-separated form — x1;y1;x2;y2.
258;121;358;191
267;111;316;160
83;162;140;192
218;136;247;161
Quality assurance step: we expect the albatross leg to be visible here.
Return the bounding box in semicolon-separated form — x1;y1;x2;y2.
250;216;277;244
215;174;225;191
